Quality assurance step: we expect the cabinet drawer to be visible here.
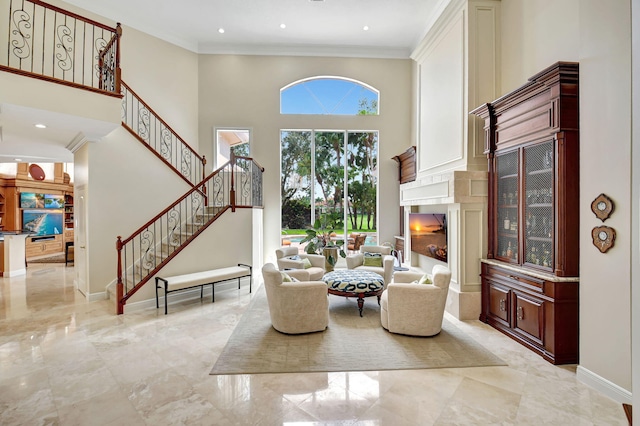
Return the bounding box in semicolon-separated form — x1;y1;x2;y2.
486;265;544;292
512;290;544;344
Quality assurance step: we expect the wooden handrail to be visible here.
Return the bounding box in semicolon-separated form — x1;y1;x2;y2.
117;169;224;247
27;0;118;32
2;0;121;95
120;124;197;188
120;81;206;186
235;155;266;172
0;66;122;97
120;81;202;162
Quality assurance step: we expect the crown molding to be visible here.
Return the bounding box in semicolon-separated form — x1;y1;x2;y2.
66;132;88;154
197;43;412;59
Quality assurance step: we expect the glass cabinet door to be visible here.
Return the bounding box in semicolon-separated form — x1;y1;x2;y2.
496;150;519;262
524;141;554;270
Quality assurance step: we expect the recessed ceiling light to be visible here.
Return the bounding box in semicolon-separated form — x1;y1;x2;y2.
218;28;225;34
363;25;369;31
280;23;286;29
14;158;22;162
35;123;46;129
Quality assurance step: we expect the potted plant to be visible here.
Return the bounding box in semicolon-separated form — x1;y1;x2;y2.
300;212;347;271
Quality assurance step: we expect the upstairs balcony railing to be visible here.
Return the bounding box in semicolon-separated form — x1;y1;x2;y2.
1;0;121;95
121;81;206;186
116;154;264;314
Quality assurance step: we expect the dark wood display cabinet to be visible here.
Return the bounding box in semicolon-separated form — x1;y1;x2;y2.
471;62;580;365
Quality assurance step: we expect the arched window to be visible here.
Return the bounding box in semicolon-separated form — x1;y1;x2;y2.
281;76;379;115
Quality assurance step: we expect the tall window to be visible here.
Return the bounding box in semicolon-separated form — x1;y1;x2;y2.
280;130;378;245
280;77;379;249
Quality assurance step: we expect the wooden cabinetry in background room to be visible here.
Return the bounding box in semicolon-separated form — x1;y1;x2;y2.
25;235;64;258
471;62;580;364
64;194;74;230
0;191;4;230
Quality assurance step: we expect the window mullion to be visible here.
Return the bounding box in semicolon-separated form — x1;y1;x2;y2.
311;130;316;227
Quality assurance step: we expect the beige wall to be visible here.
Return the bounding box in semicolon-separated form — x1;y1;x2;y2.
119;27;200;146
631;0;640;411
578;0;632;393
85;128;189;296
501;0;632;394
197;55;412;264
501;0;580;93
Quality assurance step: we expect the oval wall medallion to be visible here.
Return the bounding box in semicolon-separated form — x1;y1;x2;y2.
28;164;46;181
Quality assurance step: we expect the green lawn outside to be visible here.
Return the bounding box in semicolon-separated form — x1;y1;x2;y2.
282;227;376;236
282;215;377;235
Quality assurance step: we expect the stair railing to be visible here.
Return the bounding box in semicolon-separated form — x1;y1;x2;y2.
1;0;121;96
116;153;264;314
120;81;206;187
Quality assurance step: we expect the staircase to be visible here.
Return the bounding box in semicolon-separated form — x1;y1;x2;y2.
115;81;264;314
0;0;265;315
116;154;264;314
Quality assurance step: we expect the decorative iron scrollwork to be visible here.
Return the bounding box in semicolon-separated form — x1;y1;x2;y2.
181;147;193;180
160;125;173;159
138;107;151;142
11;8;32;60
55;24;74;71
140;229;156;271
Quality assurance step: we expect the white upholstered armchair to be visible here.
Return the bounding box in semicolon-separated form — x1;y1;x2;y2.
346;245;395;286
275;246;326;281
380;265;452;336
261;263;329;334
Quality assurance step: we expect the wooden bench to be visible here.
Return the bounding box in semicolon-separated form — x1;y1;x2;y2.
155;263;252;314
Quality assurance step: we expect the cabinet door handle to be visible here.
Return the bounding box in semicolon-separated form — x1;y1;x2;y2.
499;299;506;312
517;306;524;320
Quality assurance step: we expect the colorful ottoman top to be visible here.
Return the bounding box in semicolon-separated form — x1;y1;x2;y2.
323;270;384;293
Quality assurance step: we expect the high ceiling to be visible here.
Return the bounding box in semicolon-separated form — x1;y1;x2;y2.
64;0;448;57
0;0;448;164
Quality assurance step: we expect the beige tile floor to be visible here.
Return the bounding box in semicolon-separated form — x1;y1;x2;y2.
0;263;629;425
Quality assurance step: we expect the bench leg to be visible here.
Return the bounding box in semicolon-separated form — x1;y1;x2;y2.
165;283;169;315
155;279;159;309
212;284;215;303
200;285;204;299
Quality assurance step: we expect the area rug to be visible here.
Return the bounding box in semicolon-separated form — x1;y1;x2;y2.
27;253;66;264
210;285;505;375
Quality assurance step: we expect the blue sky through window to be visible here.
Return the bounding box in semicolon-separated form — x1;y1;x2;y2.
281;78;379;115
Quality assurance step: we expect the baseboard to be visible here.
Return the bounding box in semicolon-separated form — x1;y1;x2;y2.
123;278;252;314
5;268;27;277
576;365;633;404
87;291;107;302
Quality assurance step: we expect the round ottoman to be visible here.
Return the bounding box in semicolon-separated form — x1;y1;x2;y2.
322;270;384;317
